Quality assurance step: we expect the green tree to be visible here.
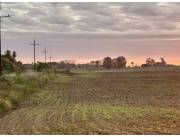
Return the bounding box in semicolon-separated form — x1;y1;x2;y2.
146;58;155;67
103;57;112;69
1;50;22;73
95;60;100;68
4;50;11;59
12;51;17;59
36;62;49;72
116;56;127;68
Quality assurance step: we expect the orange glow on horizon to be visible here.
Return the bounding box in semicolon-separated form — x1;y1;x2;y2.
17;56;180;66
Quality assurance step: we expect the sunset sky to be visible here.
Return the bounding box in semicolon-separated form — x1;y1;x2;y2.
1;2;180;65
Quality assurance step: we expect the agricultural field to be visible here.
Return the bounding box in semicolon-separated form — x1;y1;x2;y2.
0;70;180;134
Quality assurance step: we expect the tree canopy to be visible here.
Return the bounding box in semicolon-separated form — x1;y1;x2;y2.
1;50;22;73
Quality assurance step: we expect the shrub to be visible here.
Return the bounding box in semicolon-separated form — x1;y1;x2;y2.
36;62;49;72
0;99;13;113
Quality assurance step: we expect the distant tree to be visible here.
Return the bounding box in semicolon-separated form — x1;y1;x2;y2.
12;51;17;59
112;58;117;68
142;57;167;67
90;61;96;65
36;62;49;72
131;62;134;67
95;60;100;67
103;57;112;69
116;56;127;68
141;64;149;67
146;58;155;67
154;57;167;67
57;61;75;71
160;57;167;66
4;50;11;59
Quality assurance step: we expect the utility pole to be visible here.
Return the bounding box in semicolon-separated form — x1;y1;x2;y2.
49;55;52;68
0;3;10;76
42;47;48;63
30;36;39;71
49;55;52;63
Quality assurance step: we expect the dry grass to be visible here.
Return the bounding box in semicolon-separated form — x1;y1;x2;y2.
0;70;180;134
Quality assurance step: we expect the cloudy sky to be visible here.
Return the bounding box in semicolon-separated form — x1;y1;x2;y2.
1;2;180;65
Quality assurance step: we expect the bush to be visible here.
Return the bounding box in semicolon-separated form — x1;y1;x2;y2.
36;62;49;72
0;73;52;115
0;99;13;113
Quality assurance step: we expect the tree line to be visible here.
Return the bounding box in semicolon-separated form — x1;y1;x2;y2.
102;56;127;69
1;49;173;73
33;56;172;72
141;57;167;67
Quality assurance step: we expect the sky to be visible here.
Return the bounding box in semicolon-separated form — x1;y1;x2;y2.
1;2;180;65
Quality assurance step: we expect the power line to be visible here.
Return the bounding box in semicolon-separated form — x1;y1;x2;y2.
49;55;52;63
49;55;53;68
42;47;48;63
30;36;39;71
0;3;10;76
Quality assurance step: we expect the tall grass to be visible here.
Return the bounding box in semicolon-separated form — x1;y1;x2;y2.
0;71;57;115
